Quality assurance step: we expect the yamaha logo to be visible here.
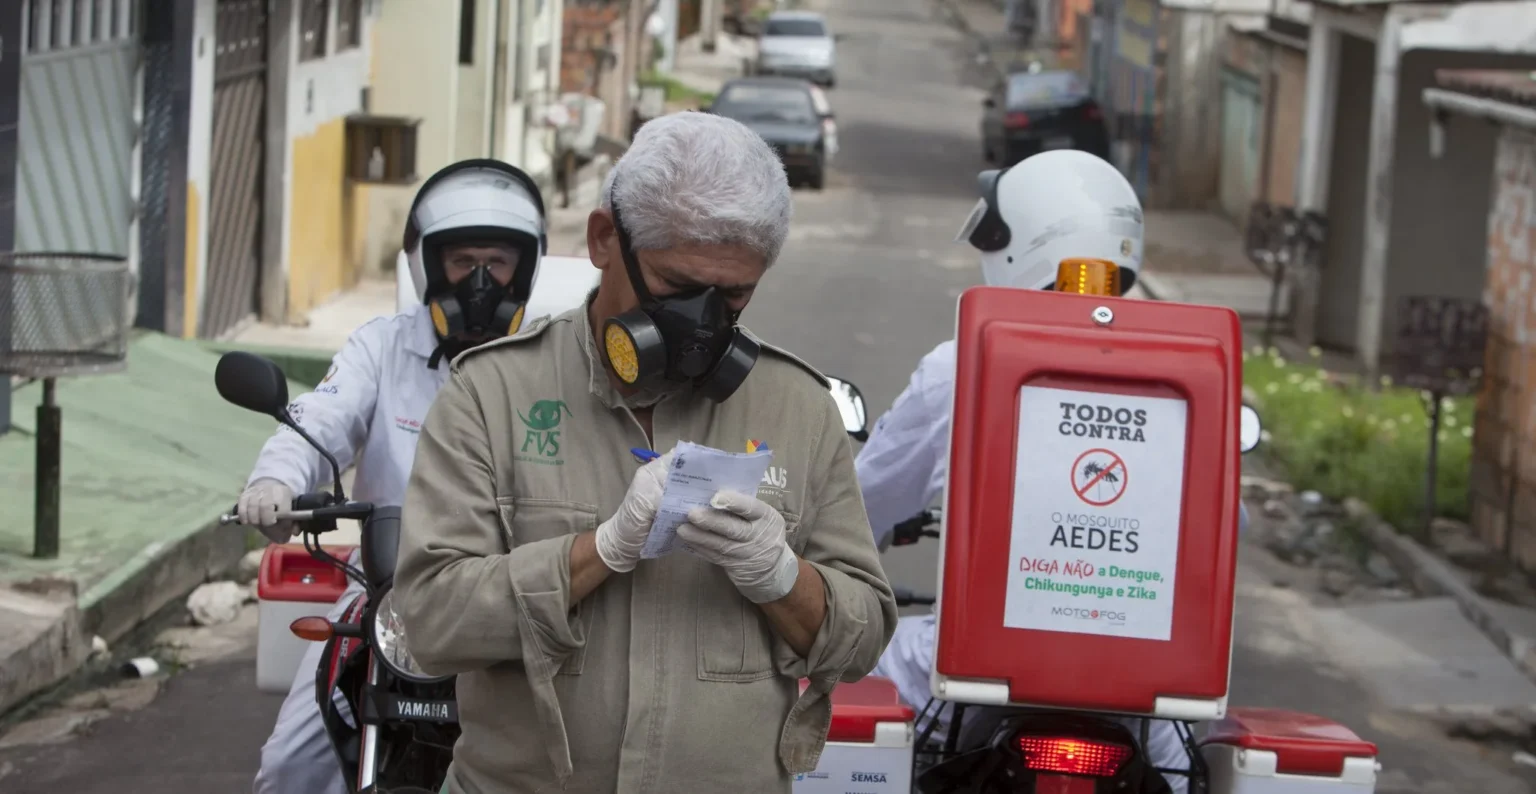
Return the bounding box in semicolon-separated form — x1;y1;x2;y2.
393;698;455;721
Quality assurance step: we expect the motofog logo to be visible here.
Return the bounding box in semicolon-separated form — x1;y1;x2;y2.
1051;606;1127;624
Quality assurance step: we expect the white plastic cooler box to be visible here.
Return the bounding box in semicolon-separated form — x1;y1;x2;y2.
793;676;915;794
1201;708;1380;793
255;543;355;693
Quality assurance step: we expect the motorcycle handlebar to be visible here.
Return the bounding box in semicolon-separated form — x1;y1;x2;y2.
893;587;936;607
219;498;375;529
889;508;943;548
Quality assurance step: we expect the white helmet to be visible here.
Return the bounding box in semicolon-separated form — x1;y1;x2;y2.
403;159;547;306
955;150;1143;295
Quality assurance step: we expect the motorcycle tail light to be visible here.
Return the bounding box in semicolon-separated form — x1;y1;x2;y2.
1018;736;1132;777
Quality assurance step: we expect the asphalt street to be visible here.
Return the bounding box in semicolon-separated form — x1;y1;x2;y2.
1;0;1531;791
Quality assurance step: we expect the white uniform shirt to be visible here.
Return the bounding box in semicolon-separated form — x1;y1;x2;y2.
856;338;1250;793
246;305;448;504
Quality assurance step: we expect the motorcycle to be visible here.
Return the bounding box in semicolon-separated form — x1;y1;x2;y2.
217;350;459;793
876;405;1268;794
219;352;878;793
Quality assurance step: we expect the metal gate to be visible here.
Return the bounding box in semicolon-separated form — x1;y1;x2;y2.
15;0;142;257
201;0;268;339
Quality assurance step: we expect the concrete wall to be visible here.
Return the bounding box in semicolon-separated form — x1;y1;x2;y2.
562;3;630;141
1158;10;1226;209
1264;44;1306;208
280;0;377;321
1319;45;1536;353
361;0;561;279
183;0;217;337
361;0;464;280
1379;49;1527;349
1057;0;1093;72
1219;29;1307;228
456;0;492;161
1316;33;1374;351
1473;125;1536;574
516;0;565;187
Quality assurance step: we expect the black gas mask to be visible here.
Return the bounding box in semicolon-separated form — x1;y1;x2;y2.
420;233;535;368
427;262;526;341
601;199;760;402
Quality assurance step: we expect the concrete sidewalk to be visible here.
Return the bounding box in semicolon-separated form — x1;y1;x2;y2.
0;333;312;714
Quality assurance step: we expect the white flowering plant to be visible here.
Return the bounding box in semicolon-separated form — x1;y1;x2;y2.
1243;346;1473;534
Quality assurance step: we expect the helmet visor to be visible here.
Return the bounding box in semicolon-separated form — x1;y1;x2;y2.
955;198;990;243
956;170;1011;253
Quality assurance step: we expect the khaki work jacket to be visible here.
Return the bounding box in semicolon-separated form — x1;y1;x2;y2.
395;301;897;793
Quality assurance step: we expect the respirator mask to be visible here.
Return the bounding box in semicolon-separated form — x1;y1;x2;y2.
421;238;531;368
601;198;760;402
427;252;527;341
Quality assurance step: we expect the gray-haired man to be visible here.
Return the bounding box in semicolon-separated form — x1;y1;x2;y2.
394;112;896;793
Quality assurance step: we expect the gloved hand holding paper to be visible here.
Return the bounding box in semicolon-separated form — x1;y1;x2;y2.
641;441;773;559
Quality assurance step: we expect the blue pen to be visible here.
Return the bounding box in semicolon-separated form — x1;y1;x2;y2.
631;447;660;463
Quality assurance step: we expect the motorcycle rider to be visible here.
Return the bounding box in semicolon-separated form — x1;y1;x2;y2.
859;151;1249;793
240;159;548;794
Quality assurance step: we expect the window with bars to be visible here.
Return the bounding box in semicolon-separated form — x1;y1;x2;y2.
22;0;138;54
299;0;331;61
336;0;362;50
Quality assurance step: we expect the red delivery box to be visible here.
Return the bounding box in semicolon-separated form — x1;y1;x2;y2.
933;286;1243;720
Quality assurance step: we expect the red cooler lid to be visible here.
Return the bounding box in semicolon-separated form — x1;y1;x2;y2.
1202;708;1378;777
257;544;355;602
798;676;916;743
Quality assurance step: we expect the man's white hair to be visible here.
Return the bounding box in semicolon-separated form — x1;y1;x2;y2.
601;112;793;266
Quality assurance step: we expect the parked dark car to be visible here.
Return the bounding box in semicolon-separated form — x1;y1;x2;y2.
707;77;835;190
980;70;1109;166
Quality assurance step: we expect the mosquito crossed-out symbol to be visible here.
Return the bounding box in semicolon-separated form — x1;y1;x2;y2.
1071;448;1128;507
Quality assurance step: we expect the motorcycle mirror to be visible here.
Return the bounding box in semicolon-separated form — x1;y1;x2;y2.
1240;404;1262;453
215;351;291;420
825;375;869;441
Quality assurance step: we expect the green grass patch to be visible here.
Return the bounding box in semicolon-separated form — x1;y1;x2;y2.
1244;346;1473;537
639;71;717;108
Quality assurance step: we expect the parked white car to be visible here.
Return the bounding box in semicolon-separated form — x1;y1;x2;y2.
756;10;837;88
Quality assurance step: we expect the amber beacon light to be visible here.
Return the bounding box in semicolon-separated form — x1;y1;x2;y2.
1054;258;1120;297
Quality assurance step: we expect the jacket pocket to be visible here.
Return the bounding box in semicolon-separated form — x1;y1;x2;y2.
696;511;801;682
496;498;599;676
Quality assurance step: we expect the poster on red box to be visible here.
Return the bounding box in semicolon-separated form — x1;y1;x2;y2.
1003;385;1189;641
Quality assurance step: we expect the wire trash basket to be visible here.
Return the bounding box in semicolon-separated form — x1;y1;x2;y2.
0;251;134;378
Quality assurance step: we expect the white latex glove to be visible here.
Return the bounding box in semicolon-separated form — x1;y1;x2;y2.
238;478;296;544
595;452;673;573
678;490;799;604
